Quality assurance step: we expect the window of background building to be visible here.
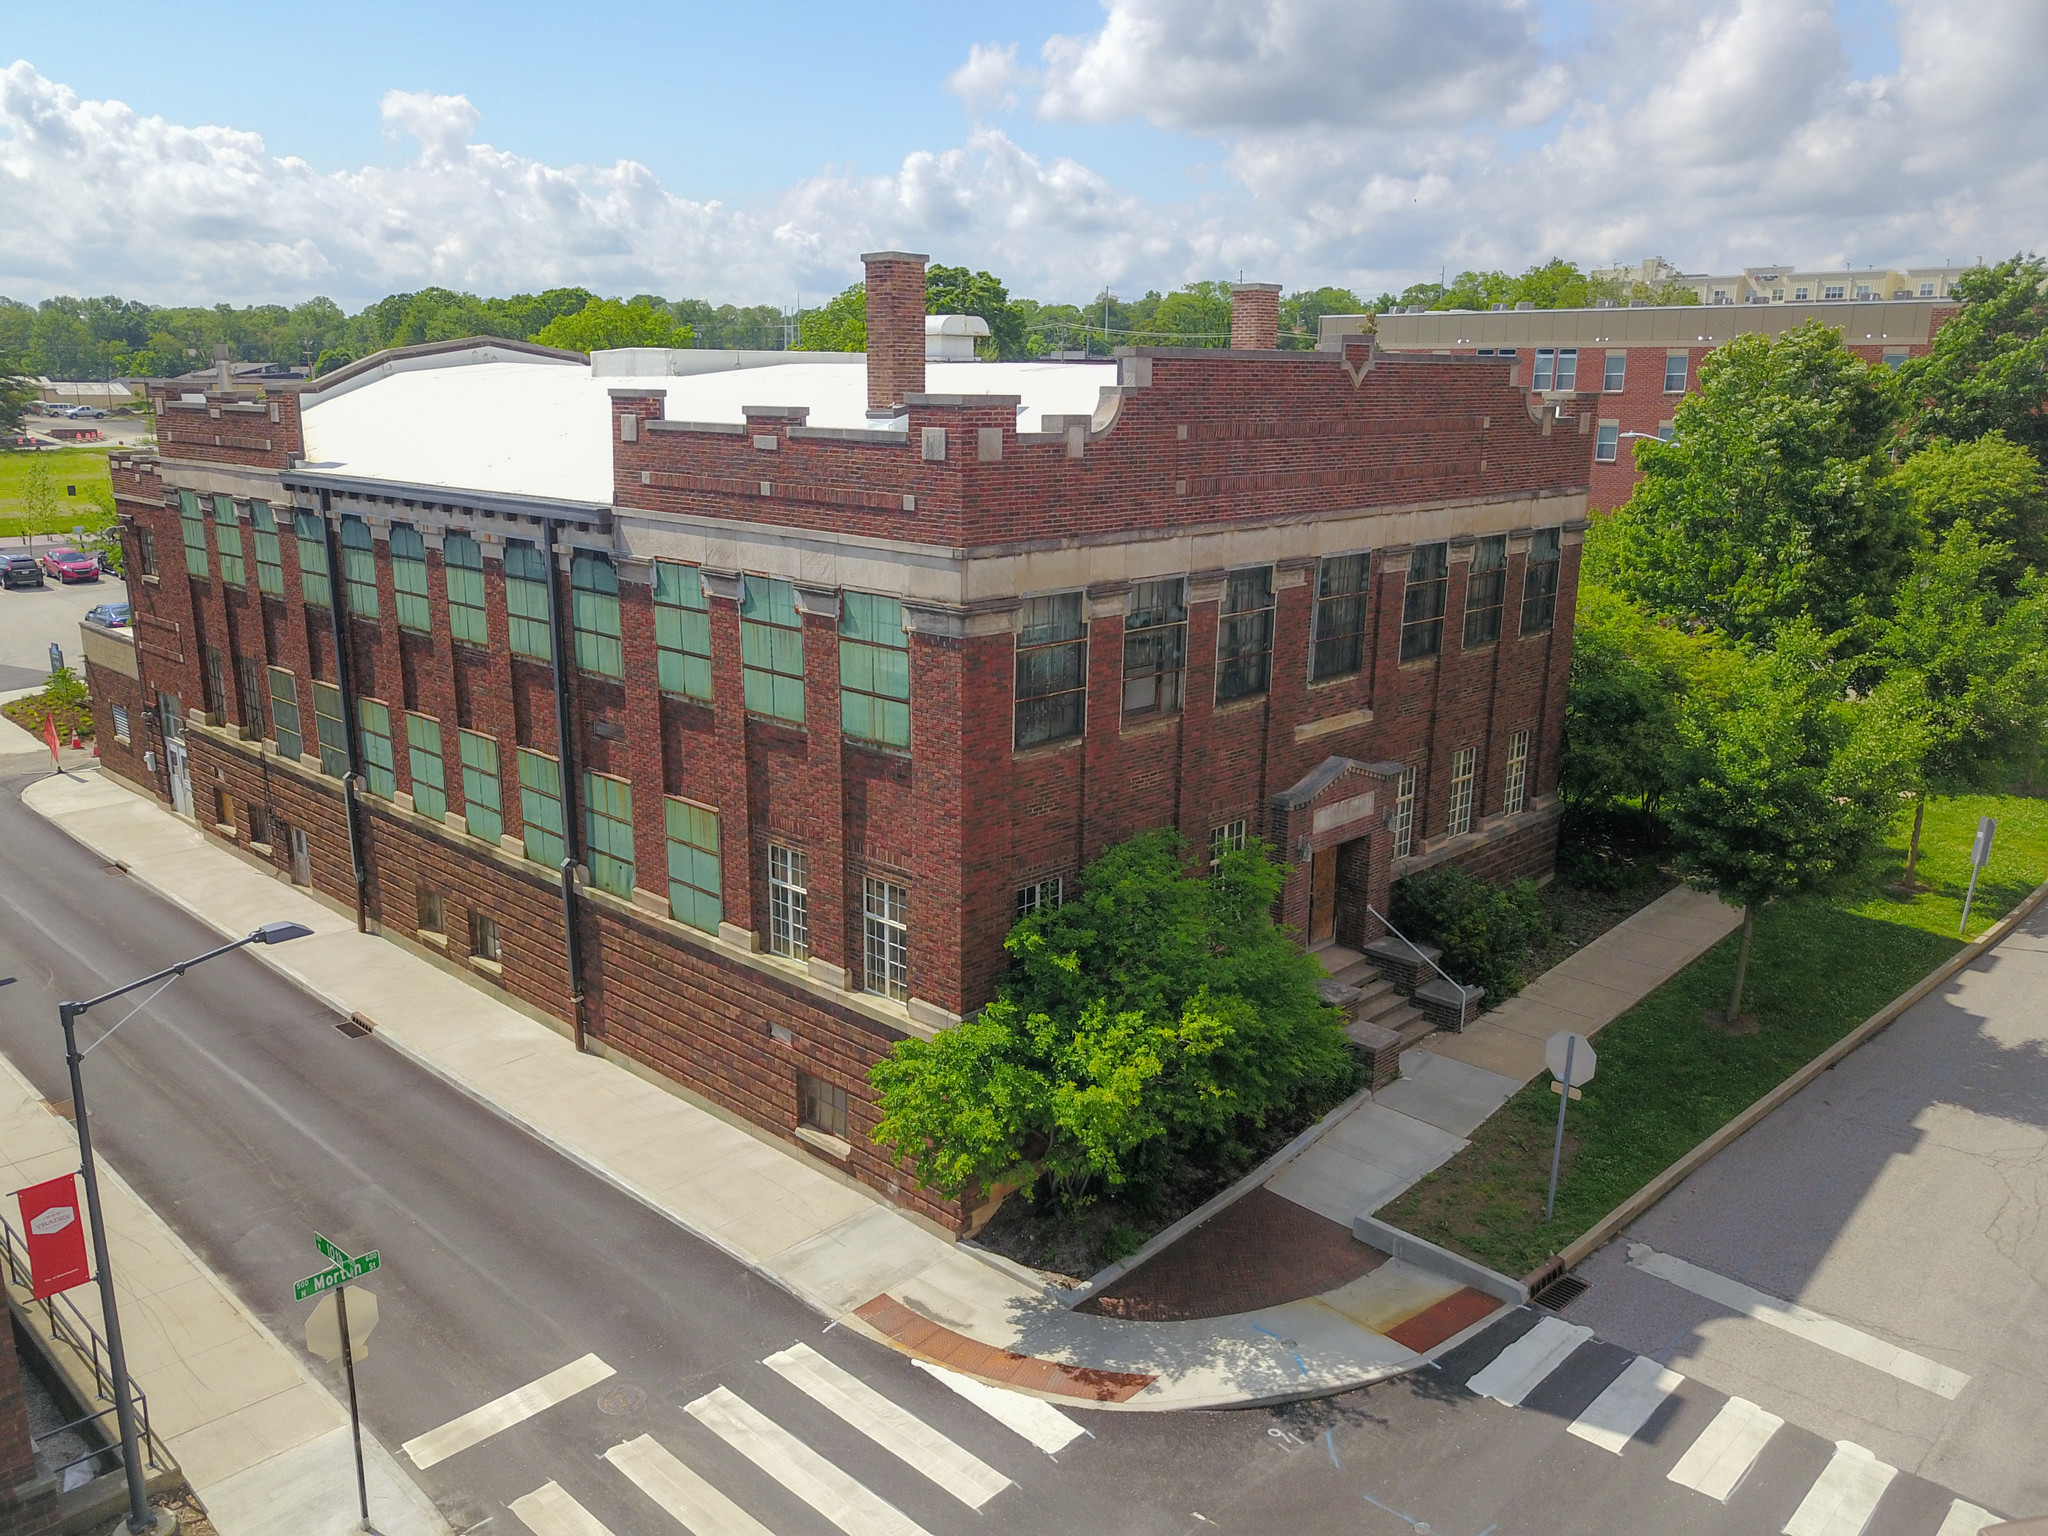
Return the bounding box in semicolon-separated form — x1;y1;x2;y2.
653;562;713;700
136;527;157;578
111;703;130;744
1015;876;1062;921
1121;578;1186;717
1447;745;1477;836
1663;354;1689;392
295;512;331;608
1824;284;1845;299
267;668;301;759
444;533;489;648
741;576;805;723
584;772;634;896
1392;766;1417;857
1795;285;1810;299
339;516;378;618
1882;350;1908;369
247;805;268;847
1311;554;1369;680
469;909;501;964
417;887;445;935
407;714;447;822
768;844;809;960
1400;543;1449;661
1216;565;1275;702
505;541;553;661
1209;819;1247;863
201;646;226;721
235;655;266;742
798;1073;849;1141
665;799;722;933
1603;353;1626;392
1521;528;1562;633
390;525;431;632
1014;593;1087;748
1503;729;1530;815
863;878;909;1001
839;592;910;748
1658;421;1676;443
572;552;623;677
1920;282;1935;297
311;682;348;778
357;699;396;799
213;496;245;587
179;490;208;578
460;730;502;844
517;748;565;868
1463;536;1508;646
1532;348;1578;391
1594;422;1619;462
250;502;282;596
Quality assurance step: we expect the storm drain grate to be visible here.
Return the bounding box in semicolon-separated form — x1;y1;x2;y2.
1532;1275;1589;1312
335;1014;374;1039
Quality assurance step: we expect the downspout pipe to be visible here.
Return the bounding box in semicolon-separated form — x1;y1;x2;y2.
320;492;371;932
543;519;587;1049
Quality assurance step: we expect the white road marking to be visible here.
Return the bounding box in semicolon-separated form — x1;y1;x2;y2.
910;1360;1086;1454
766;1343;1012;1508
603;1434;776;1536
401;1354;614;1469
1566;1355;1685;1454
686;1385;932;1536
1781;1441;1899;1536
1627;1244;1970;1400
1463;1315;1592;1407
507;1481;617;1536
1665;1396;1784;1502
1935;1500;2003;1536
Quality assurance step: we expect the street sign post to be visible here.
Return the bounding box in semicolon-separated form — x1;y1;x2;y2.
295;1235;379;1532
1960;817;1997;936
305;1287;377;1365
1544;1032;1597;1221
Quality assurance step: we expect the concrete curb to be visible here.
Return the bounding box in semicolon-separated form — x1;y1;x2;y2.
1353;1215;1529;1305
1527;874;2048;1287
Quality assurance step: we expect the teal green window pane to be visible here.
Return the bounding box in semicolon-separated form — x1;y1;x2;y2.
390;524;431;632
839;591;909;748
653;562;712;700
179;490;208;577
518;748;565;868
740;575;803;723
340;516;378;618
459;729;502;844
664;798;722;933
406;713;447;822
357;698;396;799
444;533;489;648
250;502;283;596
294;512;332;608
584;771;634;897
267;668;301;759
571;552;622;677
213;496;245;587
311;682;348;778
505;541;553;661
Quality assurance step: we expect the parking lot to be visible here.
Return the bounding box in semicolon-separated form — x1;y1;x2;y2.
0;547;125;690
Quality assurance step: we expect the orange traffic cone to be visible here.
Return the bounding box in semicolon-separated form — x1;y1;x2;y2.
69;726;82;750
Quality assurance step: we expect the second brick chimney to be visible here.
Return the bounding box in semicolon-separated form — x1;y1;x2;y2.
863;251;928;415
1229;282;1282;350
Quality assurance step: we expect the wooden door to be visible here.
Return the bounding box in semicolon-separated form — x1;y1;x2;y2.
1310;846;1338;946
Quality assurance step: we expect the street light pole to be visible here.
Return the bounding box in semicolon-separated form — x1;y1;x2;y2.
57;921;313;1535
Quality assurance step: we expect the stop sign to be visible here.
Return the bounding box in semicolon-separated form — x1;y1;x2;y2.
1545;1031;1597;1086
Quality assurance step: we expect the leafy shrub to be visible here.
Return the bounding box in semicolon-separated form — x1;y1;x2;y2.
1390;866;1545;1006
1556;803;1670;894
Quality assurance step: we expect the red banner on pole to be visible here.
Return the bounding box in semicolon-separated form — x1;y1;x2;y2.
15;1174;90;1299
42;712;60;769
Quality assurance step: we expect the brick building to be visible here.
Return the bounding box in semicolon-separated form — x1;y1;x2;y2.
1345;297;1955;509
89;254;1594;1225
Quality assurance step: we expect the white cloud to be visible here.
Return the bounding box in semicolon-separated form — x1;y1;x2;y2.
948;43;1025;113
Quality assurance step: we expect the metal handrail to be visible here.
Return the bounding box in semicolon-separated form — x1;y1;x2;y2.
1364;903;1474;1030
0;1216;167;1473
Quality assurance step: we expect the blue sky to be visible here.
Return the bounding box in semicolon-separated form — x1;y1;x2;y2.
0;0;2040;309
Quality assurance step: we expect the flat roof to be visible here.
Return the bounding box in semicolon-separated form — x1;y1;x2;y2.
1329;298;1944;353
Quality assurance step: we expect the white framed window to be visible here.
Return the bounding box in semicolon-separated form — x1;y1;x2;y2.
1447;746;1477;836
1795;286;1810;300
112;703;131;744
1602;353;1625;392
1503;729;1530;815
1594;422;1619;462
798;1073;850;1140
768;844;809;960
1823;284;1846;300
1209;819;1247;864
1016;877;1062;921
863;877;908;1001
1658;421;1676;443
1392;767;1417;857
1531;348;1577;391
1663;353;1688;392
1919;282;1935;297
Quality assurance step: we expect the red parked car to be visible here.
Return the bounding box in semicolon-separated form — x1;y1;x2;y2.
38;547;100;583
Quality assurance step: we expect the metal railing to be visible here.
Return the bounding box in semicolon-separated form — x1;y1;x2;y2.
0;1216;168;1476
1365;903;1474;1031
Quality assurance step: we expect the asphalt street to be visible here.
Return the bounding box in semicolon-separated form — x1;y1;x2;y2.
0;563;119;689
0;758;2020;1535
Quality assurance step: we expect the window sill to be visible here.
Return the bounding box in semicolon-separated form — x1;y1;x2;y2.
1213;693;1268;716
469;956;504;978
213;823;236;837
843;736;911;759
657;688;713;708
1119;713;1179;739
1010;735;1083;762
1305;672;1366;691
795;1126;852;1161
141;575;160;586
1397;655;1440;670
417;929;448;949
247;842;272;856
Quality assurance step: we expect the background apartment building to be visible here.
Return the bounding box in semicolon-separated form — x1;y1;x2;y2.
90;257;1594;1223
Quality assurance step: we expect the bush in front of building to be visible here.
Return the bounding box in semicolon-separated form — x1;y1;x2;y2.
868;829;1356;1212
1390;866;1545;1007
2;664;92;741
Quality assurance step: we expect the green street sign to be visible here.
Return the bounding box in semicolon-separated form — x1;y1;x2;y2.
294;1235;381;1302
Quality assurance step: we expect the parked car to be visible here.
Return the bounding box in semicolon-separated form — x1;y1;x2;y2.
70;407;106;419
83;601;131;627
1;555;45;589
38;547;100;583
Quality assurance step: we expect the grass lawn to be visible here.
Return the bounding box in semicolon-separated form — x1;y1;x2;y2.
0;447;118;536
1376;793;2048;1279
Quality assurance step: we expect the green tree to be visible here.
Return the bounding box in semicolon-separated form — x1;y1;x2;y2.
870;829;1354;1206
1666;623;1920;1021
1604;322;1917;646
531;297;694;352
793;283;867;352
1281;287;1364;347
0;351;33;434
925;266;1026;359
1893;431;2048;579
1136;282;1232;346
1898;254;2048;466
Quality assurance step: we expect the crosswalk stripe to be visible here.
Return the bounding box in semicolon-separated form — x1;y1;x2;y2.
508;1481;618;1536
766;1343;1012;1508
1566;1355;1685;1454
1781;1441;1899;1536
604;1433;777;1536
687;1385;933;1536
1464;1315;1592;1407
1666;1395;1784;1503
910;1359;1087;1454
402;1354;614;1469
1935;1500;2002;1536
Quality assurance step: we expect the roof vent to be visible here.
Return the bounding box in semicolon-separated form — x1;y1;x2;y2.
925;314;990;362
1514;301;1534;311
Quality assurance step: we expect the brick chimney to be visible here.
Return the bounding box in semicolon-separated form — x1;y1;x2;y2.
1230;282;1282;350
863;251;928;415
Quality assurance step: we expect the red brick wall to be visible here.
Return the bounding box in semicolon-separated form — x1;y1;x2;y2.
0;1331;57;1536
